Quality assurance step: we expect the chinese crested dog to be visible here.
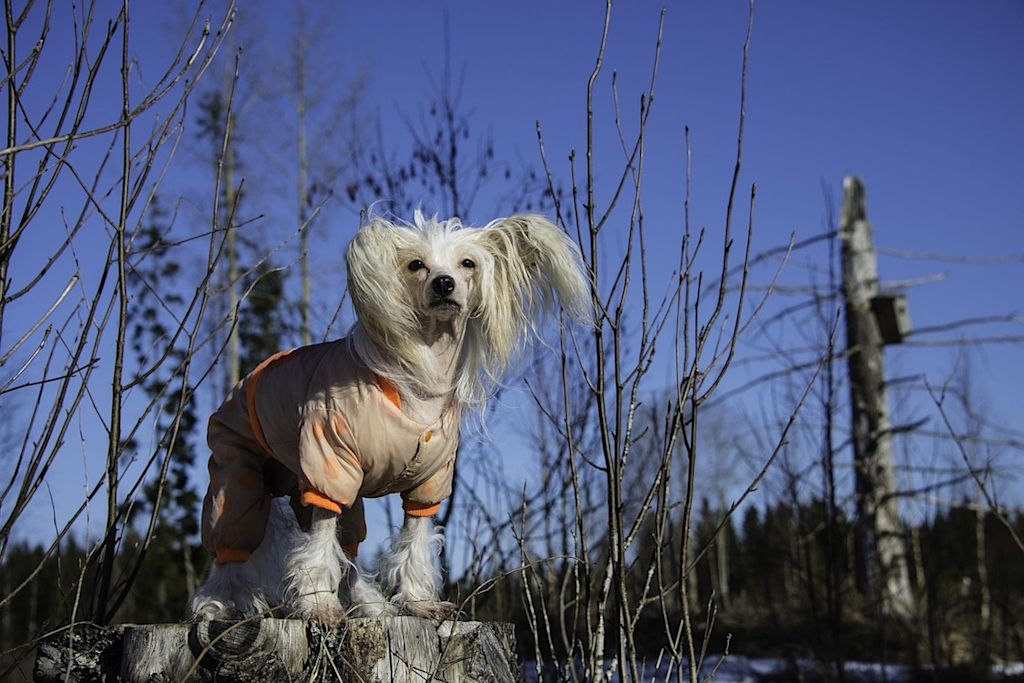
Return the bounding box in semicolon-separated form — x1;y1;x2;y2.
189;212;589;623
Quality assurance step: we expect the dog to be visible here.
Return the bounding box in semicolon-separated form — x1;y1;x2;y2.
188;212;590;623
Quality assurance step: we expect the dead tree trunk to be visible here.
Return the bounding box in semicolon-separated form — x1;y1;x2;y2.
34;617;517;682
224;109;241;387
296;36;312;347
839;175;912;619
975;504;992;660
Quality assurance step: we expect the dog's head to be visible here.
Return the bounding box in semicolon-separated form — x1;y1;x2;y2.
346;212;591;403
398;220;486;325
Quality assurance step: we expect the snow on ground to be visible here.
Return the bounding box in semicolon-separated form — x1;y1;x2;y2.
522;655;1024;681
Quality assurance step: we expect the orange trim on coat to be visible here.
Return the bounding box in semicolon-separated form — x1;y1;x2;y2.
245;348;301;455
375;376;402;409
214;548;251;565
301;489;342;514
403;500;441;517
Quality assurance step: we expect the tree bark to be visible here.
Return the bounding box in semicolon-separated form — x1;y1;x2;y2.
296;35;311;347
839;175;912;619
224;109;241;387
975;506;991;661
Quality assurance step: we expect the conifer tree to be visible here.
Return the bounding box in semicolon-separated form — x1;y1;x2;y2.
113;198;203;622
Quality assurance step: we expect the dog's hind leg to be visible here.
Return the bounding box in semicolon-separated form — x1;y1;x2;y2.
189;498;292;621
188;562;272;621
383;514;455;619
282;506;346;625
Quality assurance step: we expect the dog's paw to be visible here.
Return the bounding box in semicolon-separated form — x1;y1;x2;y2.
401;600;458;620
189;597;239;622
349;600;399;618
305;603;347;627
292;594;347;627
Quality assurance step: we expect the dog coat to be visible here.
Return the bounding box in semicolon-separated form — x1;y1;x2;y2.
201;338;459;565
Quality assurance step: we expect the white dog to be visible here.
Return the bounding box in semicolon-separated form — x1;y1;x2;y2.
189;212;589;623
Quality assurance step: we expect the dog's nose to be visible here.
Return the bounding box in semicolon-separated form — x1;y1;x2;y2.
431;275;455;297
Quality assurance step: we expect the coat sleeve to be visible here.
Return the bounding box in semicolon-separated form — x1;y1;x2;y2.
400;447;455;517
296;408;364;512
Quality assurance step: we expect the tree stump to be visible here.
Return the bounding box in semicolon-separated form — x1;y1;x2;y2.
34;617;518;682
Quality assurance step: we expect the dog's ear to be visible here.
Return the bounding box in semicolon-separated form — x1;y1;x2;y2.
480;214;591;324
346;218;419;346
471;215;591;373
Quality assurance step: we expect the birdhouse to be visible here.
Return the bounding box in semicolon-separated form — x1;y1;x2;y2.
871;292;911;344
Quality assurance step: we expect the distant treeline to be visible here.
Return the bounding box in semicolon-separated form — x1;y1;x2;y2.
455;498;1024;678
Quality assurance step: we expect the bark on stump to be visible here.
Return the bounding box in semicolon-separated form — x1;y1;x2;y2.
33;617;518;682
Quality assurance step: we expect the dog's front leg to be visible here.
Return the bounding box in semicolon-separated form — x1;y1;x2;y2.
342;556;397;618
282;506;346;625
384;514;455;619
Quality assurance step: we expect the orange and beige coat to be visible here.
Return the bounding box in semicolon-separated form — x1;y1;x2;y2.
201;339;458;565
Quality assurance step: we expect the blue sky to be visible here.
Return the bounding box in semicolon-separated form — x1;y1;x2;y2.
4;1;1022;553
325;1;1024;517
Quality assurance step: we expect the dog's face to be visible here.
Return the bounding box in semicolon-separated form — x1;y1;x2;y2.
399;232;479;323
398;230;486;323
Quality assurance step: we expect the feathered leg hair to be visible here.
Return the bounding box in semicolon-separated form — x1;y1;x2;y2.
281;505;346;625
384;515;453;618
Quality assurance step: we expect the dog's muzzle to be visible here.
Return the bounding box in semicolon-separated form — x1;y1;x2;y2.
430;298;461;311
429;275;461;311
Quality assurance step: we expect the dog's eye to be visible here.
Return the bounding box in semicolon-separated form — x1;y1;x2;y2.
461;258;476;269
408;259;425;272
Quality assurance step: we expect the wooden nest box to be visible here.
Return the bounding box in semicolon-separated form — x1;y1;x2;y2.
871;291;911;344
